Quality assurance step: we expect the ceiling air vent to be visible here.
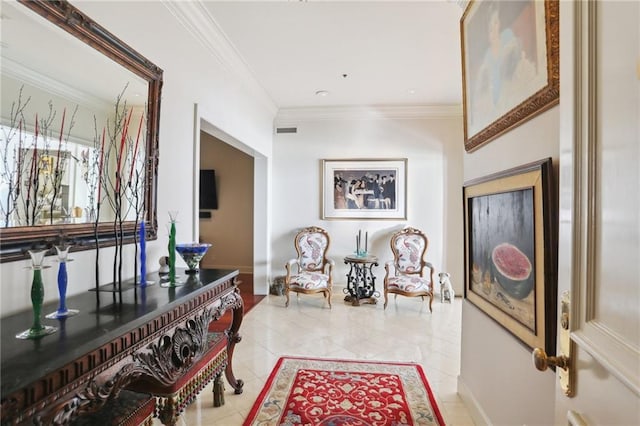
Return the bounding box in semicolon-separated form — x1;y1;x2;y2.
276;127;297;134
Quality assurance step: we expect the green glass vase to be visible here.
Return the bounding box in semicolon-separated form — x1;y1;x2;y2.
16;250;57;339
169;221;176;283
161;211;183;288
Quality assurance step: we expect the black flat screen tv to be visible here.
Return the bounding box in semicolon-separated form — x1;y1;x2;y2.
200;169;218;210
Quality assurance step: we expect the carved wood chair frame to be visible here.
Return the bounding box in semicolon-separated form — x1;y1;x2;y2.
383;227;435;312
284;226;334;308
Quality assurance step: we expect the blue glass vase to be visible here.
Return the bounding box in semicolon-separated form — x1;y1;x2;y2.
16;250;57;339
175;243;211;274
46;246;79;319
138;220;148;287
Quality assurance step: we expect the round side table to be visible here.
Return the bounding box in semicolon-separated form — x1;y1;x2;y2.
343;254;380;306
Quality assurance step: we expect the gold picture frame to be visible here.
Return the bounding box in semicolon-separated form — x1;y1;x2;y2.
461;0;559;152
463;159;556;351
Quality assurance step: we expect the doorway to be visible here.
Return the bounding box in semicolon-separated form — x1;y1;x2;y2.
198;130;254;277
194;107;271;297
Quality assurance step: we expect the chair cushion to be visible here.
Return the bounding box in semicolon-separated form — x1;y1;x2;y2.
387;276;431;292
289;272;329;289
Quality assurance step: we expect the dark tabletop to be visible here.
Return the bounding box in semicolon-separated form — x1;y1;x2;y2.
1;268;238;398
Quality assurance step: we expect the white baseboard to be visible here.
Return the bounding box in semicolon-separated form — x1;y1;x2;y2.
457;376;493;426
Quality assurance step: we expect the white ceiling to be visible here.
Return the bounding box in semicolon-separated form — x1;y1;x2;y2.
202;1;465;109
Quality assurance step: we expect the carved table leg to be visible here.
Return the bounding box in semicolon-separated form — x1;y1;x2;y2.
157;395;179;426
225;289;244;394
344;261;361;306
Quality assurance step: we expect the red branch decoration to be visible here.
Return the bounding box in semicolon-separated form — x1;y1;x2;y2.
26;114;39;213
55;108;66;175
97;127;105;203
128;111;144;185
16;120;23;193
115;109;133;193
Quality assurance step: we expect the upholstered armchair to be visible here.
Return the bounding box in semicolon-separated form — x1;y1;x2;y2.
383;227;435;312
284;226;334;308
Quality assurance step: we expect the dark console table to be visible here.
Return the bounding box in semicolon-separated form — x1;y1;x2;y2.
0;268;243;425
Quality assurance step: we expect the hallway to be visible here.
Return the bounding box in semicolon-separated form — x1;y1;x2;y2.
166;290;474;425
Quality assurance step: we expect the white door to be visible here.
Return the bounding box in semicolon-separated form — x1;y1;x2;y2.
553;1;640;424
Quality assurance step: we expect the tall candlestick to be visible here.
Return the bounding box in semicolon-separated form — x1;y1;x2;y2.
169;221;176;283
16;250;57;339
162;211;180;288
139;221;147;287
46;245;79;319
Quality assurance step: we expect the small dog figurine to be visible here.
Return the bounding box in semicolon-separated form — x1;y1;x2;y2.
158;256;170;274
438;272;455;303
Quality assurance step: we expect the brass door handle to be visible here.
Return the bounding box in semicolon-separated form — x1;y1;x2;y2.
531;292;574;396
532;347;569;371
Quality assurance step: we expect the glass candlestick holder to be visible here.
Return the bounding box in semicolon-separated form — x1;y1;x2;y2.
356;249;368;258
46;245;79;319
16;249;58;339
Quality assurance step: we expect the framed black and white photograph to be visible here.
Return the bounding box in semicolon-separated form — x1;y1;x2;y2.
321;159;407;220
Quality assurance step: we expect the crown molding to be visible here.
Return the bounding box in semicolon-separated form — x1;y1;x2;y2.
2;57;112;112
161;0;278;116
275;104;463;125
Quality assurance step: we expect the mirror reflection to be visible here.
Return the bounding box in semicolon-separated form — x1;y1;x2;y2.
1;1;148;227
0;0;162;262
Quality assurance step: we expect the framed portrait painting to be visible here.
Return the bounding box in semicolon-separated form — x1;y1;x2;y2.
463;158;556;352
321;159;407;220
461;0;559;152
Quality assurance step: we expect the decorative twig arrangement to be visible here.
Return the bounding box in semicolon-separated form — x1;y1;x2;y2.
0;87;29;227
90;87;147;301
0;87;77;227
2;85;147;304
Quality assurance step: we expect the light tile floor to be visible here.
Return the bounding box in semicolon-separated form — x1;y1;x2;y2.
159;290;475;425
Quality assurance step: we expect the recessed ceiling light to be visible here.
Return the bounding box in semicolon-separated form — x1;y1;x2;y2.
315;90;329;97
407;89;417;95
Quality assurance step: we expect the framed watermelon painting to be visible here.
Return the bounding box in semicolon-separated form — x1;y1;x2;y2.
463;158;556;352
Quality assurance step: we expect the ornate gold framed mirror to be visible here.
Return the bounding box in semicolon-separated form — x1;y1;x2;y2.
0;0;163;262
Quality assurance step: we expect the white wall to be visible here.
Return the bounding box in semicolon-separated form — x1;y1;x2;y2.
271;110;464;296
459;107;559;425
0;2;275;315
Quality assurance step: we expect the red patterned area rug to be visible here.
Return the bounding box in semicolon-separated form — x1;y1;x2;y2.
243;356;445;426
